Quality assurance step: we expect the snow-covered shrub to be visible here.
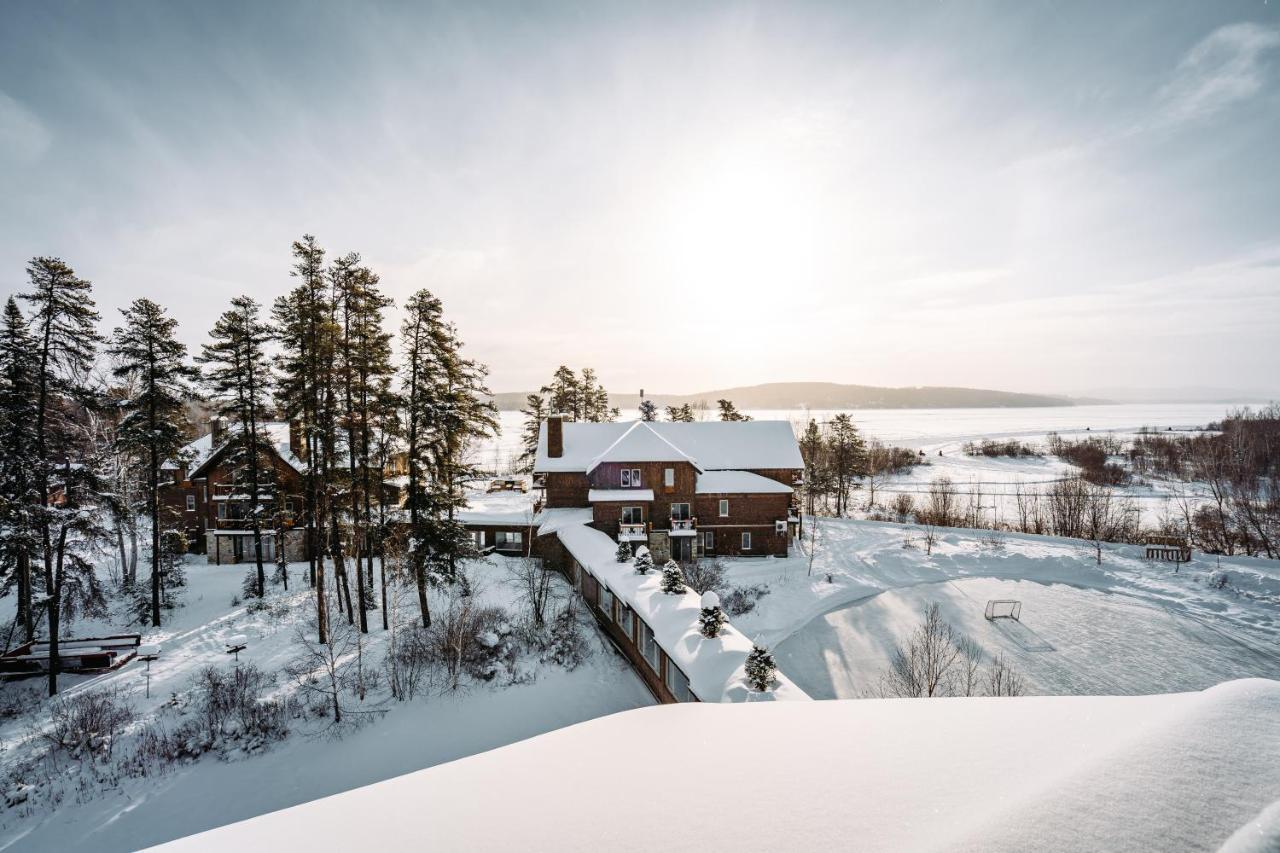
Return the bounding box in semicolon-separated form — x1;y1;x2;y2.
0;683;41;721
1209;571;1231;590
659;560;686;595
191;663;289;748
634;548;654;575
698;591;725;639
745;644;777;692
544;604;591;670
615;540;632;563
39;687;135;764
241;567;262;600
722;583;769;616
891;493;915;523
683;559;727;595
385;625;435;701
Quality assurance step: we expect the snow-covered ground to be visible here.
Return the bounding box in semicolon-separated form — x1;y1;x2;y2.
154;678;1280;853
0;557;652;852
717;517;1280;700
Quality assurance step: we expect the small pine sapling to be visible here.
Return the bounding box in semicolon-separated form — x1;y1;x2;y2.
660;560;685;595
745;644;777;692
698;591;725;638
615;540;632;563
634;549;654;575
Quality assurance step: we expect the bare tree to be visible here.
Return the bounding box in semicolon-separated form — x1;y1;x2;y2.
985;652;1026;697
506;554;555;628
879;604;963;698
1081;480;1136;564
924;477;959;528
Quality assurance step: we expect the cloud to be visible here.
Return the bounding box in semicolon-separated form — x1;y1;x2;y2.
1158;22;1280;124
0;90;51;163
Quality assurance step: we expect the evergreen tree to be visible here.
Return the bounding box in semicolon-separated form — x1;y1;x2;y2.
634;548;653;574
698;591;725;638
198;295;276;600
717;399;751;421
615;540;632;563
666;403;695;422
827;414;867;516
798;418;828;516
400;289;438;626
109;298;197;628
660;559;685;594
333;254;394;632
19;256;102;611
516;393;546;473
541;366;580;419
274;235;339;643
0;298;41;642
638;399;658;422
745;643;777;692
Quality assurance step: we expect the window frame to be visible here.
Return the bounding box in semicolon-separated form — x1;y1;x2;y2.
620;468;631;487
621;506;643;525
639;620;661;671
670;502;691;521
664;467;674;488
186;494;196;512
599;585;615;622
718;499;729;517
702;530;715;552
665;659;694;702
741;531;752;550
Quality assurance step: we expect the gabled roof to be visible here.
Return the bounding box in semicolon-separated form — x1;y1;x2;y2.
535;420;803;473
585;421;700;474
166;422;306;478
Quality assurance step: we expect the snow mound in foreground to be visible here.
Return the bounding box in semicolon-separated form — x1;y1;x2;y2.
152;679;1280;853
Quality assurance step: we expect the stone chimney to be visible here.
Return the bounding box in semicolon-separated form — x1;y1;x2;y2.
547;414;565;459
289;419;307;462
210;417;227;447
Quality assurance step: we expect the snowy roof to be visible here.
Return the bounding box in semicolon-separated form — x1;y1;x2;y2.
535;420;803;473
588;489;655;502
456;510;533;527
535;507;595;537
154;679;1280;853
585;421;700;473
555;521;808;704
165;422;305;476
695;470;793;495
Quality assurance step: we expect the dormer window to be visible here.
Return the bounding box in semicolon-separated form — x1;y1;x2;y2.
620;468;641;488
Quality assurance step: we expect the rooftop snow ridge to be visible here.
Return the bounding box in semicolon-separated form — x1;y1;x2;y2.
535;419;804;473
585;421;700;474
554;521;808;703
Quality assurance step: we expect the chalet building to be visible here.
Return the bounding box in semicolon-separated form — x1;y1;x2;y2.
533;416;803;562
160;420;309;564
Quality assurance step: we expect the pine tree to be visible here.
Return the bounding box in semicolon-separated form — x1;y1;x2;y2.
274;235;339;643
198;295;276;600
666;403;695;422
798;418;827;515
660;559;685;594
333;254;394;632
109;298;197;628
615;540;632;563
400;289;438;626
20;257;103;616
699;591;725;638
634;548;653;574
827;414;867;516
717;399;751;421
745;644;777;692
638;399;658;422
542;366;580;419
0;298;41;642
516;393;546;473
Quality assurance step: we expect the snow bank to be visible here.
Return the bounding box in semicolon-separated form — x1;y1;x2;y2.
555;522;808;703
152;679;1280;853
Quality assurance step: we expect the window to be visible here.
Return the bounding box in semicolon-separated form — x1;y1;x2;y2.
201;484;207;502
719;499;729;517
285;499;294;514
664;467;674;488
495;531;523;548
217;503;227;520
701;530;715;552
599;585;615;621
620;468;631;487
621;468;641;488
186;494;196;512
670;503;690;521
621;506;643;525
665;659;694;702
472;530;485;549
631;468;641;487
639;621;660;671
741;531;752;550
617;603;634;637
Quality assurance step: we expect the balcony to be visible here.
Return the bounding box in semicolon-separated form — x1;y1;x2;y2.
668;517;697;537
618;522;648;542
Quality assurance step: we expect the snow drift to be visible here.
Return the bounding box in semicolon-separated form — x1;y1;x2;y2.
153;679;1280;852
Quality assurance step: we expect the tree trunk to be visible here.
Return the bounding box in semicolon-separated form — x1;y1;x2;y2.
47;524;69;697
150;443;161;627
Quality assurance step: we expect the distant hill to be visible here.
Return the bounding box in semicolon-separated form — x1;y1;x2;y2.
490;382;1082;411
1072;386;1278;404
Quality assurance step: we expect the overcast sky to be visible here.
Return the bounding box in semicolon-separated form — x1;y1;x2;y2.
2;1;1278;396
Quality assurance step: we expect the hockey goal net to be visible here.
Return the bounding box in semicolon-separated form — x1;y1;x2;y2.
984;599;1022;621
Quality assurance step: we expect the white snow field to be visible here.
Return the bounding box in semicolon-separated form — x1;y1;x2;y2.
726;517;1280;700
155;679;1280;853
0;557;653;853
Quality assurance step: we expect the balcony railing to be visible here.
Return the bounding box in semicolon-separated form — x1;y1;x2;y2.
669;517;696;532
618;522;648;541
